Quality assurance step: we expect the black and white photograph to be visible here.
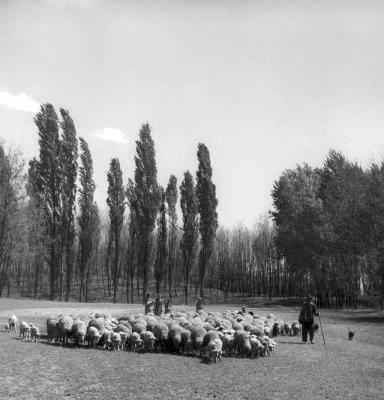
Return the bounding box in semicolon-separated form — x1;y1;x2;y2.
0;1;383;399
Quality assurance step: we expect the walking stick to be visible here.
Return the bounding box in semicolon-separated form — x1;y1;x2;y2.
318;312;326;347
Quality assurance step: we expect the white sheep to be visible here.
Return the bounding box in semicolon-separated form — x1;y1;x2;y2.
19;321;30;340
30;325;41;342
111;332;122;351
8;315;18;332
130;332;143;352
208;338;223;363
87;326;101;348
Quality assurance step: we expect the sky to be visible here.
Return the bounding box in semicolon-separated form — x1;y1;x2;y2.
1;0;384;227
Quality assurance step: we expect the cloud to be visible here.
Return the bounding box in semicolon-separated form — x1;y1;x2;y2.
0;91;40;113
90;127;129;144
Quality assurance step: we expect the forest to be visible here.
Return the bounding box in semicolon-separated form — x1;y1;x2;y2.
0;103;383;308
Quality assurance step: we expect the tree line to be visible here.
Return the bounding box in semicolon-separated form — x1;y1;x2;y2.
0;104;383;308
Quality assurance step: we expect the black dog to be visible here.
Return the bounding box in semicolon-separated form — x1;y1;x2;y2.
348;329;355;340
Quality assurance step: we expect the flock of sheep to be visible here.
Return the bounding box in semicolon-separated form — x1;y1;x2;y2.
4;309;302;363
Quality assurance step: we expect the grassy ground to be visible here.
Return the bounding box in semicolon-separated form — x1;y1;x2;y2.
0;298;383;400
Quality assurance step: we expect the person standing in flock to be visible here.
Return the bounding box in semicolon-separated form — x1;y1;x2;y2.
154;294;163;316
144;293;155;315
196;296;205;313
299;294;319;344
164;298;172;314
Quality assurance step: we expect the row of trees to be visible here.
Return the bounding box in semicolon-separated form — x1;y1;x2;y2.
271;150;384;308
1;103;383;308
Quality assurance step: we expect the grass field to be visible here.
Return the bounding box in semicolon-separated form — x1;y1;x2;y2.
0;298;383;400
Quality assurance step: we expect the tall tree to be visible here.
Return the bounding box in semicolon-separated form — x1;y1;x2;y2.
196;144;218;298
126;178;138;303
180;171;199;303
33;104;62;300
154;187;168;294
107;158;125;303
165;174;178;298
59;109;78;301
0;146;26;297
134;123;160;303
77;138;97;302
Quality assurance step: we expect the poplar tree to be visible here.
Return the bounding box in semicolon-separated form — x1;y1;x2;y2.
33;104;62;300
196;143;218;298
107;158;125;303
59;109;78;301
180;171;199;303
78;138;97;302
165;175;178;298
154;187;168;294
134;123;159;303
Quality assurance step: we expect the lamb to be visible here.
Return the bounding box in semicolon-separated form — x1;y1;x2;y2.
30;325;41;342
188;325;207;355
111;332;122;351
87;326;101;348
8;315;18;332
19;321;30;340
46;318;60;344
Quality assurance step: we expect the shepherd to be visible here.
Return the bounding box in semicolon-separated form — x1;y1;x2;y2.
299;294;319;344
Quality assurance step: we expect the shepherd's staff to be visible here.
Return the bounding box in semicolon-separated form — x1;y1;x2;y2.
318;312;326;347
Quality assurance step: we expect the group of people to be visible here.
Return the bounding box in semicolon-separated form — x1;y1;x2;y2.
144;292;320;345
144;294;206;316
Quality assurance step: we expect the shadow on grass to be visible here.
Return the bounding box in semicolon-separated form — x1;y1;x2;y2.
326;311;384;324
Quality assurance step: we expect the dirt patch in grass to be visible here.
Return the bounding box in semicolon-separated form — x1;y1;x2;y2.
0;299;383;400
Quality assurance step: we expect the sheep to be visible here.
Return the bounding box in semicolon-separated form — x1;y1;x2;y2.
130;332;143;352
208;338;223;363
201;330;220;358
8;315;18;332
30;325;41;342
222;334;235;357
153;321;169;352
284;322;292;336
111;332;122;351
249;336;263;359
168;324;183;354
188;325;207;355
180;329;193;354
5;323;10;332
141;331;157;352
291;321;301;336
87;326;101;348
119;331;131;350
46;318;60;344
19;321;30;340
234;331;251;357
58;316;74;345
72;321;87;347
101;330;113;350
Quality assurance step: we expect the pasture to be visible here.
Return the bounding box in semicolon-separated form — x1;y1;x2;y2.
0;298;383;400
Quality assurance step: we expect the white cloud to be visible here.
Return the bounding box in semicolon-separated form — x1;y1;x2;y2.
0;91;40;113
90;127;129;144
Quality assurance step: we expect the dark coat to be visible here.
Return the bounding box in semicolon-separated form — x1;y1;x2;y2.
299;300;318;323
